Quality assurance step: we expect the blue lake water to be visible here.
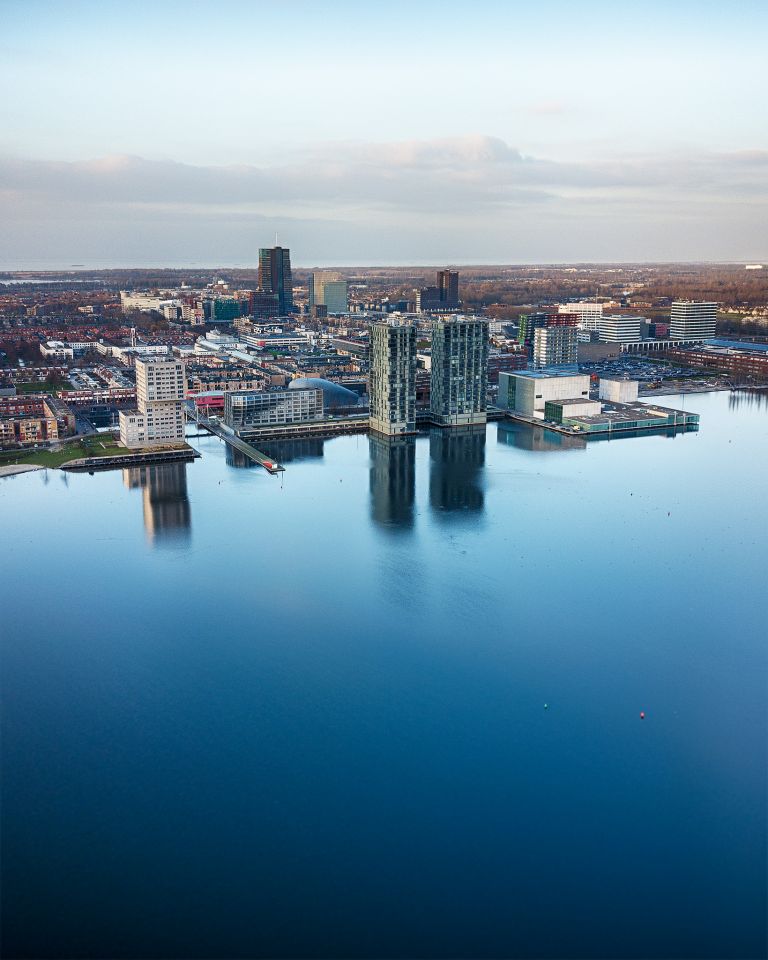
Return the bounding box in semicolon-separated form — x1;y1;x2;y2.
1;391;766;959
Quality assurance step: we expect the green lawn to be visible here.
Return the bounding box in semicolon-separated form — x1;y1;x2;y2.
13;380;71;395
0;434;124;468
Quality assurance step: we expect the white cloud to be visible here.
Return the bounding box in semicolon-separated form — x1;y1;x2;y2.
0;136;765;264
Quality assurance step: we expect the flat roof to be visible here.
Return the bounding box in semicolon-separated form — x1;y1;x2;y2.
508;370;587;380
566;400;699;425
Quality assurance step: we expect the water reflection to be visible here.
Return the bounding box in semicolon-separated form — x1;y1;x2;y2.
225;446;258;469
259;438;326;464
728;388;768;410
429;426;485;515
369;434;415;531
497;421;587;452
123;462;191;545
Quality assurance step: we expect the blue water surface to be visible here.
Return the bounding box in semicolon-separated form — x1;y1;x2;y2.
1;390;766;959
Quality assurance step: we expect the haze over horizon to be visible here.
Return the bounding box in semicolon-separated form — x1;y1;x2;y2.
1;0;766;268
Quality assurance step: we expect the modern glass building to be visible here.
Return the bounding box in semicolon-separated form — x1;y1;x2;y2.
369;320;416;436
224;388;323;431
258;246;294;314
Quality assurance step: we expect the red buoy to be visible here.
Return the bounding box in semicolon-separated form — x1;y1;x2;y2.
640;711;646;720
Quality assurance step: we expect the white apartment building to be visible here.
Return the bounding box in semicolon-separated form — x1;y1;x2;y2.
119;357;186;448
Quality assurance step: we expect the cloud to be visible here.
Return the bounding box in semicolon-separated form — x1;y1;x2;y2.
2;136;765;212
0;136;766;264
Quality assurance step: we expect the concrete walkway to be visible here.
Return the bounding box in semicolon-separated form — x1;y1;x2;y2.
0;464;45;478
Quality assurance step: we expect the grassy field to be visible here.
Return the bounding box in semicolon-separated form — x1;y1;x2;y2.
13;381;71;395
0;434;124;468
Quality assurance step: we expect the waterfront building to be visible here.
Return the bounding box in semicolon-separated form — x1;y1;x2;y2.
669;301;718;341
224;388;324;430
369;319;416;436
498;371;591;418
430;316;489;427
599;315;643;344
258;246;294;314
119;357;186;448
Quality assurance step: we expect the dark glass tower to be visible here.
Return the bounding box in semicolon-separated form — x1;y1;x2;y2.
437;269;459;307
258;246;294;314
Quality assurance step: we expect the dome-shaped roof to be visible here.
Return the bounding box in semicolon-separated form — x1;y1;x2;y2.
289;377;360;409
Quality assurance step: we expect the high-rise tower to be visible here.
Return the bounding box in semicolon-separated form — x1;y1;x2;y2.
258;246;293;314
430;316;488;426
369;319;416;436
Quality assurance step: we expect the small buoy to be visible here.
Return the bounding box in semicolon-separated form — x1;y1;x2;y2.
640;711;645;720
544;703;549;710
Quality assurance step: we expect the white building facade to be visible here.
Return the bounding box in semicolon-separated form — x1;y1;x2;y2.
119;357;186;448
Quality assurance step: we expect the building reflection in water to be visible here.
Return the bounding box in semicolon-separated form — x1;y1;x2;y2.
369;434;416;531
259;438;326;464
497;421;587;452
429;425;485;515
123;462;191;545
728;388;766;411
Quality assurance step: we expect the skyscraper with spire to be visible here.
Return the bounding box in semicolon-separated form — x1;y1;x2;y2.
258;245;293;314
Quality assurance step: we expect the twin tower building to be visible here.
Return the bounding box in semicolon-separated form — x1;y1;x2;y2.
369;316;489;436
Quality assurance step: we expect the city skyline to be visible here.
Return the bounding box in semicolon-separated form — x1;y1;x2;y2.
1;0;766;267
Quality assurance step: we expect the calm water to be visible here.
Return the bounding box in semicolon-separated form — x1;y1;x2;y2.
2;391;766;960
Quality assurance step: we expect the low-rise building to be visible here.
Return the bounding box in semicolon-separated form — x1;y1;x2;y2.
498;371;591;418
599;378;639;403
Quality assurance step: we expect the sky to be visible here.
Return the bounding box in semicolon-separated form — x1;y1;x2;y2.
1;0;766;267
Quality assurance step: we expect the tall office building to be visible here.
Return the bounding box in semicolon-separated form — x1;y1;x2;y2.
309;271;348;313
119;357;186;448
669;301;718;341
430;316;489;426
258;246;293;314
437;270;459;308
599;315;643;344
369;319;417;436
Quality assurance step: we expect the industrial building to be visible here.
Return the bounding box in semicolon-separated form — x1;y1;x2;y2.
430;316;489;427
369;319;417;436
